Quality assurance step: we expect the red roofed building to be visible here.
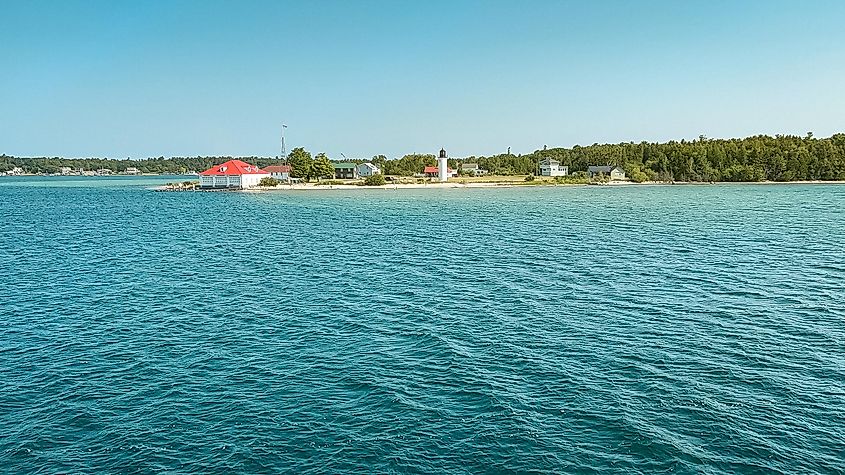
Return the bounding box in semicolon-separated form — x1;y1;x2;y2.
423;166;456;179
198;160;270;189
264;165;291;181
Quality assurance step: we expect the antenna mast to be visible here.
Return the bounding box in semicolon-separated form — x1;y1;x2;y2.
280;124;288;163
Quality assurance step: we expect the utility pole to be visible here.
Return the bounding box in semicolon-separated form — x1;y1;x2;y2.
280;124;288;163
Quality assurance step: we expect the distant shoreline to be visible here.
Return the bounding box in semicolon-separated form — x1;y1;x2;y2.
240;179;845;192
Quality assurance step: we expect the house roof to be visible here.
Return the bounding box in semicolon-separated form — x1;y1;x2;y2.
588;165;618;173
199;160;268;176
423;166;455;173
333;162;356;169
357;162;379;170
264;165;291;173
461;163;480;169
540;158;560;165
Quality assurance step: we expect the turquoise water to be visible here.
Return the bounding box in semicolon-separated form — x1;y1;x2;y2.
1;177;844;473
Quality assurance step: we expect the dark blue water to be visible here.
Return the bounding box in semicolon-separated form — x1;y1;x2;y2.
1;177;844;473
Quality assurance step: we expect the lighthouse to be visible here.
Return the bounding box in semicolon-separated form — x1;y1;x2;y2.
438;148;448;182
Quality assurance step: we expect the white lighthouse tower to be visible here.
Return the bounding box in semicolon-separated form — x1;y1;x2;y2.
438;148;448;182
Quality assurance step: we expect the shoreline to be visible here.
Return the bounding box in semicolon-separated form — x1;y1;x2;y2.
241;179;845;192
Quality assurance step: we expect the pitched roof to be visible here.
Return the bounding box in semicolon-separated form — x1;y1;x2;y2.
423;166;455;173
357;162;378;170
199;160;268;176
588;165;614;173
333;162;356;169
264;165;291;173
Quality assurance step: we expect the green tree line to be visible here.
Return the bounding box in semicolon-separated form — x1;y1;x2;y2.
0;155;286;175
4;133;845;181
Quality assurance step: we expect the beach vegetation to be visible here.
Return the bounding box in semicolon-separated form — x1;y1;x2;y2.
259;177;281;187
363;174;386;186
554;175;590;185
627;166;654;183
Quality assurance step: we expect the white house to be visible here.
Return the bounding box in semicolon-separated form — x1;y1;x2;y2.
264;165;291;181
539;158;568;177
356;162;380;177
124;167;141;175
8;167;24;176
588;165;626;180
198;159;270;189
60;167;73;175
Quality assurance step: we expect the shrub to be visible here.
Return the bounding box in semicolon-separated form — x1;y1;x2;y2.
364;174;386;186
524;174;535;182
259;177;281;187
628;167;649;183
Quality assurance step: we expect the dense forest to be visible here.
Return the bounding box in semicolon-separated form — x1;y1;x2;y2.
3;133;845;182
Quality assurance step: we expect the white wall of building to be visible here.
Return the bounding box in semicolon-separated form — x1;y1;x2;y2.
540;162;568;177
241;173;269;189
356;163;380;177
199;173;269;189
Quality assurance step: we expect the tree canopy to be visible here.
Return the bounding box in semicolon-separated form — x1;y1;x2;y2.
287;148;313;180
312;153;334;180
379;154;436;176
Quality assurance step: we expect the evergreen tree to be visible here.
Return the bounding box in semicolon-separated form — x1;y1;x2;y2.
312;153;335;180
287;147;313;181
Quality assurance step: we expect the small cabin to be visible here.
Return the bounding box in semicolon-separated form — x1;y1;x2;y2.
356;162;380;177
423;166;457;179
588;165;626;180
264;165;292;181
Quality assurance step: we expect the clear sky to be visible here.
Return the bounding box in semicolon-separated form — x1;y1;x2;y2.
2;0;844;159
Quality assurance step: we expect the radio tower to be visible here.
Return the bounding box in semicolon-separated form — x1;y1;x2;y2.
280;124;288;163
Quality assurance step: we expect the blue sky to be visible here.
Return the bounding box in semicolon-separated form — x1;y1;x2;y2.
2;0;844;159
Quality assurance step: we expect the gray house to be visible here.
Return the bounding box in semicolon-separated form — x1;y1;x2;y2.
588;165;626;180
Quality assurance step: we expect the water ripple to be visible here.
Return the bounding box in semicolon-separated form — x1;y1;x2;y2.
1;179;844;473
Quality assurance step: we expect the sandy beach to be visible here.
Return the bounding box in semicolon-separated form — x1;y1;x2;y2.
239;179;845;192
245;181;544;191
